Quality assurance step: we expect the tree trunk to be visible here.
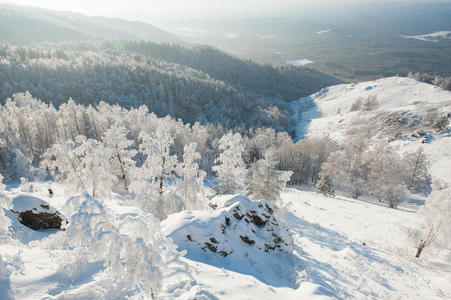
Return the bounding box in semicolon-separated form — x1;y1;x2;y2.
415;241;426;258
117;152;128;191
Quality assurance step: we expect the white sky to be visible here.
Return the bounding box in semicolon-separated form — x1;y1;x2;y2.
0;0;446;22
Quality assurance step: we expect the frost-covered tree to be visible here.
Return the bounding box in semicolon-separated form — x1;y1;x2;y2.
0;173;12;241
61;193;170;298
212;132;246;194
103;125;137;192
130;126;180;219
316;173;335;198
176;143;207;211
366;142;407;208
75;136;118;198
321;136;367;199
246;148;292;203
409;185;451;258
41;136;117;198
41;138;87;195
403;147;431;194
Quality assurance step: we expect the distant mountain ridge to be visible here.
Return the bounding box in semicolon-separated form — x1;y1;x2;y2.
0;3;180;43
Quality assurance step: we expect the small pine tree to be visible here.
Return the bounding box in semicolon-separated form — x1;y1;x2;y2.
316;173;335;197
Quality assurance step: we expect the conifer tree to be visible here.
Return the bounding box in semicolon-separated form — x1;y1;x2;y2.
316;173;335;198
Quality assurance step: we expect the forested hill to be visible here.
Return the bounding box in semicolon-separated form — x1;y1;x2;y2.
0;3;180;43
0;41;342;130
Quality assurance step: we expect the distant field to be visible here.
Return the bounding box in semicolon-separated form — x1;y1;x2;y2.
164;2;451;81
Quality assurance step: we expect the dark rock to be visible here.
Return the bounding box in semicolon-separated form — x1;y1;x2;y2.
232;208;244;220
265;204;273;214
240;235;255;245
18;210;63;230
247;213;267;226
204;242;217;252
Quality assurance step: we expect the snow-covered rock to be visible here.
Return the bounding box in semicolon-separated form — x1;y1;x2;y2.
12;195;65;230
162;194;299;287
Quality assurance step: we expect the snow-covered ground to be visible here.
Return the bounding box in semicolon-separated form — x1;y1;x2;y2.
401;31;451;42
317;29;332;35
285;59;315;66
2;180;450;299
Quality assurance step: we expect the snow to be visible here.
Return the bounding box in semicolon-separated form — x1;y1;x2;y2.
290;77;451;185
401;31;451;42
1;76;451;299
12;195;60;214
2;178;451;299
285;59;315;66
162;194;297;288
317;29;332;35
281;187;451;299
224;33;239;39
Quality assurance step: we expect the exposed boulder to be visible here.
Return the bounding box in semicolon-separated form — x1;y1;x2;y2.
12;195;65;230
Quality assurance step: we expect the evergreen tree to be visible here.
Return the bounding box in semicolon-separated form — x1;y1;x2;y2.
316;173;335;198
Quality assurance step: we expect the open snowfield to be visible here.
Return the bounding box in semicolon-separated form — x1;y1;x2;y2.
1;180;451;299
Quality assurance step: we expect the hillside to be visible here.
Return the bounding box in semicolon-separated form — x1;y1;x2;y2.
0;41;341;131
290;77;451;185
0;3;180;43
1;183;450;299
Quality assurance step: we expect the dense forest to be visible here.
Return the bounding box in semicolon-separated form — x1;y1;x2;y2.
0;41;341;131
0;93;431;211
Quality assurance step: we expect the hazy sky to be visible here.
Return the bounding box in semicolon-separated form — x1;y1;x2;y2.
1;0;447;21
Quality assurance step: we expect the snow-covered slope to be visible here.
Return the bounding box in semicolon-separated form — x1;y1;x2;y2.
290;76;451;184
1;180;451;298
